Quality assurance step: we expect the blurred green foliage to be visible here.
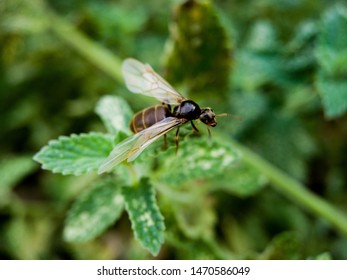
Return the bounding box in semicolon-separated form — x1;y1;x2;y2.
1;0;347;259
164;0;232;104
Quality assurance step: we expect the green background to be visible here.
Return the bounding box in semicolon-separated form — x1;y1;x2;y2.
1;0;347;259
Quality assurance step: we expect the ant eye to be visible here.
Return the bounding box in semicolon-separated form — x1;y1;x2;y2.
200;112;211;124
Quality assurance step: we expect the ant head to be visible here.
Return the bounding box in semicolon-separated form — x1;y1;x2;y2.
199;108;241;127
199;107;217;127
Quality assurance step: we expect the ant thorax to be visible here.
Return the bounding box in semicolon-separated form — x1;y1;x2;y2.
172;100;201;120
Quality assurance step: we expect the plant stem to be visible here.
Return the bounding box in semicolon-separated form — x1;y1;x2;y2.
47;10;123;83
231;139;347;236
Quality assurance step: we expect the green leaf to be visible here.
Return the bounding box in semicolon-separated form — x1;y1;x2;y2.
315;4;347;118
173;196;216;240
259;232;301;260
284;21;317;73
213;162;268;197
95;95;133;135
315;47;347;77
318;4;347;52
0;155;37;196
33;132;114;175
246;20;279;52
122;178;165;256
233;20;297;90
286;20;318;53
158;137;240;186
64;178;124;242
0;0;48;35
230;91;269;136
3;216;55;260
250;114;316;180
233;50;283;91
166;233;219;260
316;77;347;118
307;252;332;260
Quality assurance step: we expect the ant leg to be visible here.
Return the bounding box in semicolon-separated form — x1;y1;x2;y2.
191;121;199;132
163;134;167;149
207;126;212;146
175;127;180;154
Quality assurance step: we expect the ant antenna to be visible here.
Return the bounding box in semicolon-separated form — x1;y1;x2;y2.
216;113;242;120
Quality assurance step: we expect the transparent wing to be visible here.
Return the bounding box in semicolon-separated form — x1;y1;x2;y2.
98;117;182;174
122;58;185;105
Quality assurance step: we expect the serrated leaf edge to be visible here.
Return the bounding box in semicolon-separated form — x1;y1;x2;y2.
33;132;114;175
122;181;165;256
